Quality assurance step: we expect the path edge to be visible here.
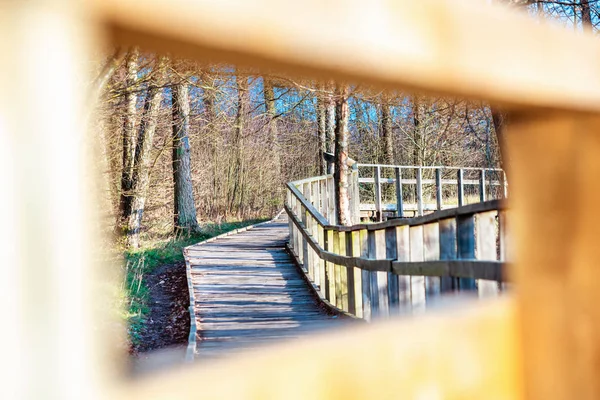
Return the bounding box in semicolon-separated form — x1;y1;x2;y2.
182;209;285;362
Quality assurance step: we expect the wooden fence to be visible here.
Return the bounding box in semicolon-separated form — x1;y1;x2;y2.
357;164;507;219
7;0;600;398
286;174;508;320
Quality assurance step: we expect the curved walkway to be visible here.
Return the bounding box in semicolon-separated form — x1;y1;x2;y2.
185;214;346;360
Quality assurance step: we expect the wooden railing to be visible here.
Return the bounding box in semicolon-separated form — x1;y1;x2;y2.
357;164;507;220
285;174;508;320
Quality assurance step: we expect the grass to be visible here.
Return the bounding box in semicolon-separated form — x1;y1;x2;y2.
122;218;269;347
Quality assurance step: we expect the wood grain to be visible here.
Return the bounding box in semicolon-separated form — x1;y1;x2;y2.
186;214;347;360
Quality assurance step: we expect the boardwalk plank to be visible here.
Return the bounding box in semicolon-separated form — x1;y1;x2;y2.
186;214;347;360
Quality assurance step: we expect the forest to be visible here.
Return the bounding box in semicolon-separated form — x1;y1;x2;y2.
88;0;598;356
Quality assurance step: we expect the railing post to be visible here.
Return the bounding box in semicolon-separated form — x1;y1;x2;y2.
320;178;328;219
340;231;350;312
348;230;362;317
435;168;442;211
385;227;399;313
327;176;336;224
317;223;325;292
416;167;423;216
423;222;441;298
395;225;411;308
395;167;403;217
477;211;499;297
409;225;425;313
457;168;464;207
374;166;383;221
457;214;476;290
336;230;349;311
439;218;458;291
349;168;360;224
480;169;487;202
302;183;311;276
287;189;294;253
332;230;341;309
368;228;389;318
359;228;371;321
324;228;335;303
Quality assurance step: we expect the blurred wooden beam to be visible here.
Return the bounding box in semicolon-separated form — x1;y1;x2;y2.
93;0;600;113
506;112;600;400
118;298;520;400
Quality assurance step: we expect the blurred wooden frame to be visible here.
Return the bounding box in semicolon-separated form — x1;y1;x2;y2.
2;0;600;399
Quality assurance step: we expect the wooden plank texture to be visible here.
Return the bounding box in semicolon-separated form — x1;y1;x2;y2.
506;112;600;400
95;0;600;114
186;214;346;360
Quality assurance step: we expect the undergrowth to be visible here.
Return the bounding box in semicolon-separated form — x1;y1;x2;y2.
122;218;269;347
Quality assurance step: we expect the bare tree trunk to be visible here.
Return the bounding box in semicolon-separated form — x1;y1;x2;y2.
412;96;423;166
316;83;327;174
172;82;200;234
580;0;592;31
325;82;336;174
229;72;248;216
120;48;139;224
334;84;351;226
202;72;219;218
491;108;510;171
126;57;166;248
263;77;280;175
380;96;394;165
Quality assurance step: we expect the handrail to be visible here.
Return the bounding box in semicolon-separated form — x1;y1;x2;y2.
286;173;508;320
357;163;504;172
356;163;507;220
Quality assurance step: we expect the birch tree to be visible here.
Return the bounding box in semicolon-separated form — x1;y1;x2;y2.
334;84;351;226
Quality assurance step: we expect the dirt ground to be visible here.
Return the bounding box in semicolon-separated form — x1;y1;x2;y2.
130;262;190;359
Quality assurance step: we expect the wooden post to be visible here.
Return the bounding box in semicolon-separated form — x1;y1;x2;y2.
395;225;411;307
367;229;380;315
324;228;335;303
457;214;476;290
302;183;311;275
337;231;349;311
409;225;425;313
416;167;423;217
439;218;458;292
320;179;328;219
350;169;360;224
480;169;487;202
386;227;399;313
317;224;325;291
457;168;464;207
359;228;371;321
423;222;441;298
373;229;390;317
333;230;341;309
435;167;443;211
395;167;404;217
505;112;600;400
477;211;498;297
2;2;103;396
345;231;357;316
287;190;295;253
327;176;336;224
349;230;362;317
374;165;383;221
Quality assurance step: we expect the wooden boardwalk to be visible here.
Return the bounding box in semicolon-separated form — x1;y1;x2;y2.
186;214;346;360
